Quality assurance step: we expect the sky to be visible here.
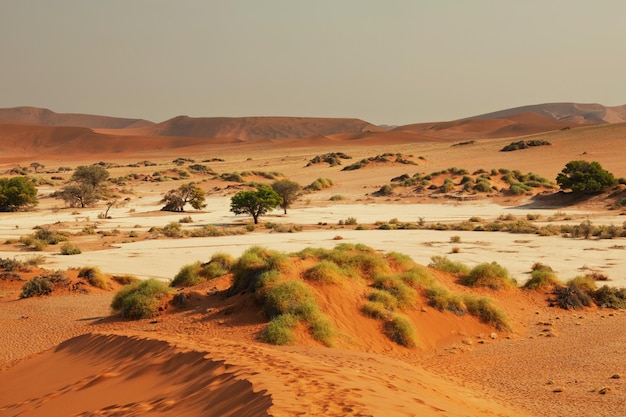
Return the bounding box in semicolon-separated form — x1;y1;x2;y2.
1;0;625;125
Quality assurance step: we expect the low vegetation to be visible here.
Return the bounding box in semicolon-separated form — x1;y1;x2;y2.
305;152;352;167
111;279;172;319
500;139;551;152
342;153;418;171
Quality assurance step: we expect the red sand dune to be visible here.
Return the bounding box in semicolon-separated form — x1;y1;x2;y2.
0;106;154;129
111;116;385;141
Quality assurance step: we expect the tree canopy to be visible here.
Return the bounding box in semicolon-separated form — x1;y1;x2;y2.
0;177;38;212
58;165;110;207
271;179;301;214
230;186;281;224
161;183;206;212
556;160;616;194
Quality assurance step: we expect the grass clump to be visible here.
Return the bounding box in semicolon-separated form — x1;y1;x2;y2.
60;242;81;255
593;286;626;309
464;296;511;331
384;314;417;347
20;277;54;298
361;301;393;320
171;262;203;287
305;177;334;191
112;274;140;285
462;262;516;290
303;260;345;284
78;266;108;289
261;314;298;345
201;252;234;279
552;277;596;310
111;279;171;319
524;268;561;290
428;256;470;277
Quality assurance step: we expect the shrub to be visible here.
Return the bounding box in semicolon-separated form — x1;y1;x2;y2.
524;269;561;290
263;280;316;319
462;262;516;290
162;222;184;238
230;246;277;295
261;314;298;345
305;177;334;191
372;275;417;307
200;252;234;279
60;242;81;255
344;217;358;225
112;274;139;285
303;260;344;284
377;184;394;196
20;277;54;298
308;313;335;346
556;160;617;194
111;279;171;319
367;289;398;310
593;286;626;309
171;262;203;287
463;296;511;331
78;266;108;289
428;256;470;277
361;301;393;320
384;314;417;347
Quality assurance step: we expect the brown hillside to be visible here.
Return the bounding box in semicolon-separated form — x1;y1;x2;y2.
113;115;384;141
0;106;154;129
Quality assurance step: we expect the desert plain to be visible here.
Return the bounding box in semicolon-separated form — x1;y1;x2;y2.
1;104;626;416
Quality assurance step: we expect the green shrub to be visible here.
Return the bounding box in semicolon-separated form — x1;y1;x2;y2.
305;177;334;191
592;286;626;309
171;262;203;287
230;246;277;294
308;313;335;346
20;277;54;298
304;260;344;284
428;256;470;276
463;296;511;331
111;279;171;319
462;262;516;290
78;266;108;289
367;289;398;310
200;252;234;279
60;242;81;255
425;286;466;315
384;314;417;347
361;301;392;320
261;314;298;345
372;275;417;307
524;269;561;290
263;280;316;319
162;221;184;238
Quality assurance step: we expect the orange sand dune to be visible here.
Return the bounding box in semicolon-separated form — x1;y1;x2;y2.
0;106;154;129
0;332;533;417
393;112;569;140
0;123;240;161
102;116;384;141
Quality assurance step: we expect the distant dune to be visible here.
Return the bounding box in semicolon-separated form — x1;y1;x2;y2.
0;106;154;129
115;115;385;141
466;102;626;125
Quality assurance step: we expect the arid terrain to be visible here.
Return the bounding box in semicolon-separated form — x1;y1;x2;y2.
1;103;625;417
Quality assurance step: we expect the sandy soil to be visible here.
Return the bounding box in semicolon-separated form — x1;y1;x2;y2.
1;114;626;416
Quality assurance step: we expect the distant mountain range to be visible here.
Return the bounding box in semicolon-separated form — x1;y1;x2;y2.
0;103;624;153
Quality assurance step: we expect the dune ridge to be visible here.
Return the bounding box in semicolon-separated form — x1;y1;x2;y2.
0;106;154;129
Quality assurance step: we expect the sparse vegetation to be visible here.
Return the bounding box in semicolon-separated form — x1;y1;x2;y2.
462;262;516;290
500;140;551;152
78;266;108;289
20;276;54;298
305;177;334;191
111;279;172;319
306;152;352;167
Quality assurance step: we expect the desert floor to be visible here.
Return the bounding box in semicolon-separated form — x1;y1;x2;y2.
1;134;626;416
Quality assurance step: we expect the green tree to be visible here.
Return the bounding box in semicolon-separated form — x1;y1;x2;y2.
230;186;281;224
161;183;206;212
271;179;301;214
556;161;616;194
0;177;38;211
58;165;110;208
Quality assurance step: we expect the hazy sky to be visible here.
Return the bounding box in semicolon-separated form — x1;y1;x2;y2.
1;1;625;125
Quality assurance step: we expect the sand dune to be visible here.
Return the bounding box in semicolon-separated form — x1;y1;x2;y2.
0;106;154;129
467;102;626;125
112;116;385;141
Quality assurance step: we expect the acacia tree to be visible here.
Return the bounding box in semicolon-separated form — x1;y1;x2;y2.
271;179;301;214
161;183;206;212
0;177;38;211
556;161;616;194
58;165;110;208
230;186;281;224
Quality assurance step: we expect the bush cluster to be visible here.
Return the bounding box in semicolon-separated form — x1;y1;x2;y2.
111;279;172;319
